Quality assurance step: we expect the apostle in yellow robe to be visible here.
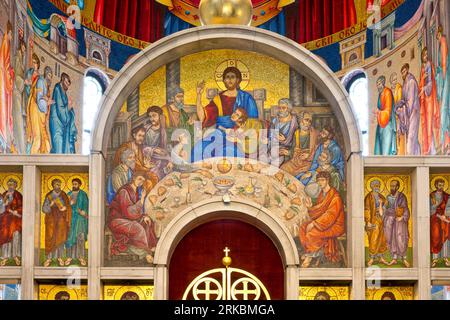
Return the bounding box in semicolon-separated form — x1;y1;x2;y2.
364;179;388;266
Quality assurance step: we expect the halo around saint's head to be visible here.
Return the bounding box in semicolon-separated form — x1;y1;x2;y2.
215;59;250;91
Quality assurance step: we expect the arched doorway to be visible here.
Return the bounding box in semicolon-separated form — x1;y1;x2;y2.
169;218;284;300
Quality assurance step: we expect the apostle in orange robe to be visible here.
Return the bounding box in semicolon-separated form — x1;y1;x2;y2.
419;47;440;155
0;21;15;152
299;171;345;267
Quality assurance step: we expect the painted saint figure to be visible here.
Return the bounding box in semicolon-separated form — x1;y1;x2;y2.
269;99;298;165
374;76;397;155
144;106;172;180
0;179;22;266
0;21;15;152
297;127;345;187
396;64;421;155
106;149;135;204
419;47;440;155
390;73;405;155
42;179;72;267
161;87;195;139
49;73;78;154
281;112;318;176
383;179;410;267
108;171;157;265
65;179;88;266
12;39;27;154
430;178;450;267
436;26;450;154
364;179;388;266
299;171;345;268
192;66;259;161
25;56;52;154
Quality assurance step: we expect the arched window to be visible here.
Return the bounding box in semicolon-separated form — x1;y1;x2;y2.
83;69;108;155
343;71;369;156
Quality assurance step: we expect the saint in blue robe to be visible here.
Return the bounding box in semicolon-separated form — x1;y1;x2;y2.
49;83;78;154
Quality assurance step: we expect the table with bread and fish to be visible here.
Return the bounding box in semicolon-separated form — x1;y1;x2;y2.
144;158;315;239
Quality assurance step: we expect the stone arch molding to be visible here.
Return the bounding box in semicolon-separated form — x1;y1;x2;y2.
153;197;300;267
91;25;362;157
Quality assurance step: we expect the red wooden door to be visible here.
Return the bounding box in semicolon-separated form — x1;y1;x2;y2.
169;218;284;300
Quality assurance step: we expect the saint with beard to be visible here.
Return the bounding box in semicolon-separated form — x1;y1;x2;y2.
25;57;53;154
364;179;388;266
107;149;136;204
269;99;298;165
42;179;72;267
65;178;88;266
383;179;410;267
49;73;78;154
430;178;450;267
161;87;194;140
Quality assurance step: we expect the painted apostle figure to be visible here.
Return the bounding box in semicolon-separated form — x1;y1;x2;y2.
364;179;388;266
42;179;72;267
383;179;410;267
108;171;157;265
106;149;135;204
374;76;397;155
0;179;22;266
49;73;78;154
299;171;345;268
436;26;450;154
430;178;450;267
0;21;14;152
419;47;440;155
65;179;88;266
281;112;318;176
396;63;421;155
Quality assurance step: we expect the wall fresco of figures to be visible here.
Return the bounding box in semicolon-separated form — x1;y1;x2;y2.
432;286;450;300
40;173;89;267
430;174;450;268
299;286;349;300
366;286;414;300
105;49;347;268
38;284;87;300
364;174;413;268
0;173;23;267
369;0;450;156
103;285;154;300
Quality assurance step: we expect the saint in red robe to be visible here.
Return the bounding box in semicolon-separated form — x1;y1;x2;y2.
0;190;22;246
419;60;440;154
0;31;14;148
430;190;450;254
299;187;345;263
108;184;157;256
203;94;237;128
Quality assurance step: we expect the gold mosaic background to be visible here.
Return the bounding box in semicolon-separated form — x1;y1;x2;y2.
103;285;154;300
299;286;350;300
40;173;89;250
180;49;289;108
366;286;414;300
0;173;23;193
364;174;413;248
430;174;450;194
38;285;88;300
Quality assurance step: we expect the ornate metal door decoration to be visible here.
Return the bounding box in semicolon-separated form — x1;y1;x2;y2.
182;247;271;300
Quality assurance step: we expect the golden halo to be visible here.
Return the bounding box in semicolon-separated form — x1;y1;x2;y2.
47;175;67;192
114;286;146;300
366;177;385;194
430;176;449;192
47;286;79;300
215;59;250;91
302;287;338;300
385;177;405;193
372;288;403;300
68;175;88;192
2;174;22;192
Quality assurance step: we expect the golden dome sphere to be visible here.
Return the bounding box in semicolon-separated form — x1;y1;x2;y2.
222;256;232;267
199;0;253;26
